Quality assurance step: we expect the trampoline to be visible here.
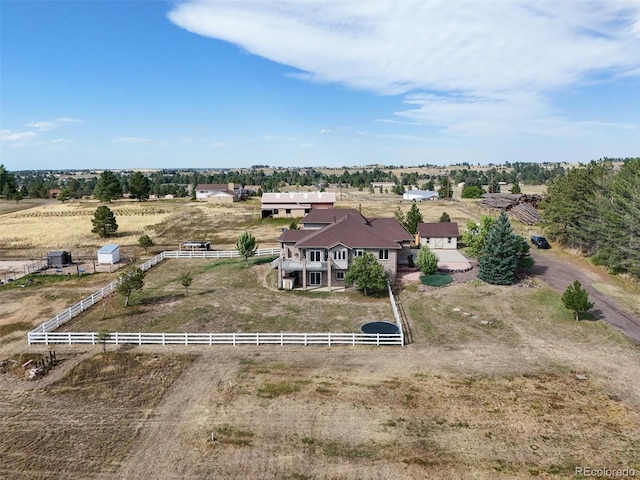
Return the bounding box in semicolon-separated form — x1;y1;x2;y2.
360;321;400;335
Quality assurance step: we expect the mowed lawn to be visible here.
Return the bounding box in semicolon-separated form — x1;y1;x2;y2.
60;257;394;333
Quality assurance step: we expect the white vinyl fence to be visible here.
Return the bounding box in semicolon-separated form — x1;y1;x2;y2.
27;331;402;346
27;248;404;347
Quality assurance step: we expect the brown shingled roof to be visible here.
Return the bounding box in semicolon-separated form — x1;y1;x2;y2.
296;215;401;249
300;208;366;225
368;218;413;242
417;222;460;237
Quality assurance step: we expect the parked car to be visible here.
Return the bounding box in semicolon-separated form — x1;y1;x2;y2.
530;235;551;249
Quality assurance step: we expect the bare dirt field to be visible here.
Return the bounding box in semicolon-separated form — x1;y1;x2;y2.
2;194;640;479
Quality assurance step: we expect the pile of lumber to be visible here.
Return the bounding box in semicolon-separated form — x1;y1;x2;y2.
480;193;543;225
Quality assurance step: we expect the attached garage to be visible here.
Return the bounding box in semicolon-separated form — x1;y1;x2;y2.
97;244;120;264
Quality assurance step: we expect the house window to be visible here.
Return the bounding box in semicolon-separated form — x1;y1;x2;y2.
354;249;364;257
447;237;452;244
309;250;322;262
273;209;279;214
333;249;347;260
286;208;291;214
336;271;345;281
304;209;310;214
379;249;389;260
309;272;322;285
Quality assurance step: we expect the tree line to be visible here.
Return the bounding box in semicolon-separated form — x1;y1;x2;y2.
542;158;640;278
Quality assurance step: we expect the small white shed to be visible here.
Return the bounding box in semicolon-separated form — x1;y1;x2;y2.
98;244;120;264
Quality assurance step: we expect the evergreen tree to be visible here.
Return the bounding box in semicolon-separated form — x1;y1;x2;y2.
236;231;257;264
128;171;151;201
438;178;453;199
93;170;123;202
561;280;594;321
439;212;451;222
116;267;145;307
510;181;522;194
344;252;388;295
416;244;439;275
478;212;519;285
405;203;423;235
91;206;118;237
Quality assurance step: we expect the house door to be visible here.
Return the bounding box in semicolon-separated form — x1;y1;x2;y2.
309;272;322;286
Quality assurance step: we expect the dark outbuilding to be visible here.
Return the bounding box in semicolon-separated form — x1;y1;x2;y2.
47;251;72;268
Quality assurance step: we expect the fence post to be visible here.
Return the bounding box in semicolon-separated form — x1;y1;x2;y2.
162;332;165;346
256;333;259;345
304;333;307;346
280;332;284;346
232;333;236;346
376;333;380;346
328;332;331;346
138;332;142;345
209;333;213;346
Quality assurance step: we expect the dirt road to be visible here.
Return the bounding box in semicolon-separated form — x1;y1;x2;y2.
530;251;640;343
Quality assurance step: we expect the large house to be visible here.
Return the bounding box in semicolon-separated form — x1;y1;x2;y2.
261;192;335;218
275;208;413;290
416;222;460;249
195;183;238;203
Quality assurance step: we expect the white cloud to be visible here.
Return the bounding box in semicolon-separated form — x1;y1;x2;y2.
319;129;331;134
0;129;37;143
113;136;152;144
26;117;83;131
169;1;640;137
51;138;73;144
210;141;230;147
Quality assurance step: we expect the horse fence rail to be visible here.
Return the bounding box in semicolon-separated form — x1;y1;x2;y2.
27;331;403;346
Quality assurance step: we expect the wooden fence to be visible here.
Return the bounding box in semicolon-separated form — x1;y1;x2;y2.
27;247;404;347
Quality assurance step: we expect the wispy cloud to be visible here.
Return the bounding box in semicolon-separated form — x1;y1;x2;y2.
319;129;331;134
113;136;152;144
169;1;640;137
26;117;83;131
0;129;37;143
210;141;231;147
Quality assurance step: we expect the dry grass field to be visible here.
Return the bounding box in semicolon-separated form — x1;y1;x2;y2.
1;192;639;479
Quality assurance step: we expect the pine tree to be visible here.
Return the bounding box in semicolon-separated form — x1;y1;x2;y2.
561;280;594;320
405;203;423;235
439;212;451;222
478;212;518;285
438;178;453;199
93;170;123;202
510;181;521;194
91;206;118;237
128;171;150;201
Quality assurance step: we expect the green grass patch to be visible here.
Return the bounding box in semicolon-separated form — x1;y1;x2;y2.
0;321;32;337
214;425;255;446
257;380;311;398
420;274;453;287
301;437;379;460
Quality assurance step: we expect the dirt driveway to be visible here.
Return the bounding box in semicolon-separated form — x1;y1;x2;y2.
530;251;640;343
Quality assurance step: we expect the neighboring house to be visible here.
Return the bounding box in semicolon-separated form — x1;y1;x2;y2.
402;189;439;202
275;208;413;290
416;222;460;249
195;183;238;203
261;192;335;218
97;244;120;264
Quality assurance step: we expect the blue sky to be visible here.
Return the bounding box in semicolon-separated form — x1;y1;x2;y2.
1;0;639;171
